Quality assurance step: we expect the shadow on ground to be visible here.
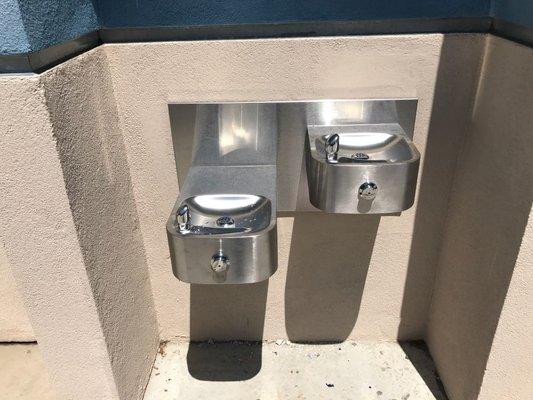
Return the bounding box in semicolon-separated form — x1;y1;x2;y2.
187;341;262;381
400;341;448;400
187;282;268;380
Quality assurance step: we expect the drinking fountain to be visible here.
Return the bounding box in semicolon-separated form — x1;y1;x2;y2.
166;104;277;284
305;100;420;214
167;99;419;284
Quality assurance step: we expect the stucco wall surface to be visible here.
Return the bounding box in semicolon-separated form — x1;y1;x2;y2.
0;0;31;54
427;35;533;400
1;33;532;400
0;47;159;400
0;0;99;54
39;48;159;400
0;245;35;341
479;207;533;400
0;74;120;399
103;34;485;342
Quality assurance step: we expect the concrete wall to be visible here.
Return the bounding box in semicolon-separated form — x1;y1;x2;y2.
427;35;533;400
0;49;158;399
0;34;486;344
103;33;484;342
0;246;34;341
1;33;532;399
40;48;159;400
479;206;533;400
0;73;122;399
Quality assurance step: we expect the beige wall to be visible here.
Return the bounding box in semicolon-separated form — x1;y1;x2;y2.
0;34;486;344
0;51;158;399
0;33;490;344
105;33;484;342
0;246;34;341
40;49;159;400
1;33;532;400
427;35;533;400
479;207;533;400
0;74;123;399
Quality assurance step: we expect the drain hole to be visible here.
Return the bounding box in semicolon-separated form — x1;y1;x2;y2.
351;153;369;160
216;216;235;227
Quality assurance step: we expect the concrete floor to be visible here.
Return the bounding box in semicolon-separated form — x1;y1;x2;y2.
0;341;446;400
0;343;56;400
144;340;447;400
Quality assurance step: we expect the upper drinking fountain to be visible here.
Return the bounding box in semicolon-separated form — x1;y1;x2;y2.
305;100;420;214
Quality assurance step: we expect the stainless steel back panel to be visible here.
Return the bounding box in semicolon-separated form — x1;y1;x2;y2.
169;99;418;212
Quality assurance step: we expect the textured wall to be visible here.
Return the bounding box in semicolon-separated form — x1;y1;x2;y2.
491;0;533;27
40;48;158;400
0;49;158;399
0;73;120;399
6;0;533;57
0;0;31;54
427;35;533;400
103;34;484;342
2;0;533;57
0;0;98;54
1;34;532;400
98;0;489;27
480;207;533;400
0;246;34;341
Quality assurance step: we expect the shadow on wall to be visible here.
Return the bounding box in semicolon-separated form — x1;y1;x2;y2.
187;282;268;380
423;35;533;400
284;212;380;342
398;34;487;340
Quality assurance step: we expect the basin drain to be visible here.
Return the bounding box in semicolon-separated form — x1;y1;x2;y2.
351;153;369;160
216;216;235;227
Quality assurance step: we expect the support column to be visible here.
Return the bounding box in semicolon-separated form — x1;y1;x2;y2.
0;48;158;400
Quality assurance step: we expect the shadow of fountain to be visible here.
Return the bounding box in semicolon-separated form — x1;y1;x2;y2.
284;212;381;342
187;282;268;380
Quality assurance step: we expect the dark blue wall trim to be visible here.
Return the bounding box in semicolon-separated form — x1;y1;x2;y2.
2;17;533;74
0;0;492;55
1;0;31;54
98;0;489;27
0;31;99;73
491;0;533;29
491;18;533;47
1;0;533;73
0;0;98;55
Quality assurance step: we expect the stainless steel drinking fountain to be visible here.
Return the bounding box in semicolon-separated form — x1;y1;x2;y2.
167;99;419;284
305;100;420;214
167;104;277;284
